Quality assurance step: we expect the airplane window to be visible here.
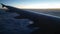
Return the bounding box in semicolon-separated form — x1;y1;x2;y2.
0;0;60;34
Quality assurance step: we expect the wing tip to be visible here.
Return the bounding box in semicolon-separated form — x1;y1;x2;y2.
0;3;6;8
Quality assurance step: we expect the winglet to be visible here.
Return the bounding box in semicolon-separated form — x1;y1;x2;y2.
1;3;6;8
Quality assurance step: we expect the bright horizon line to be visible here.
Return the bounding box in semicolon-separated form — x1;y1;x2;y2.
13;3;60;9
15;6;60;9
18;8;60;9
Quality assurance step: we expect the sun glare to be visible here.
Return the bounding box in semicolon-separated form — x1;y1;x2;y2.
14;3;60;9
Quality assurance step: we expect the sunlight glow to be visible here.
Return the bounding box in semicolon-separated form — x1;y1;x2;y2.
14;3;60;9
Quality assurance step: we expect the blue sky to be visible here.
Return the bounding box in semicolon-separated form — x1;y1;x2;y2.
0;0;60;9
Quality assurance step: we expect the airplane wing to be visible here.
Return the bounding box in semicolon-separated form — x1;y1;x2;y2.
1;4;60;34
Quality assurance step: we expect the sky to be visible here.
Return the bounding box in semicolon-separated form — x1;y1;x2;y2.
0;0;60;9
